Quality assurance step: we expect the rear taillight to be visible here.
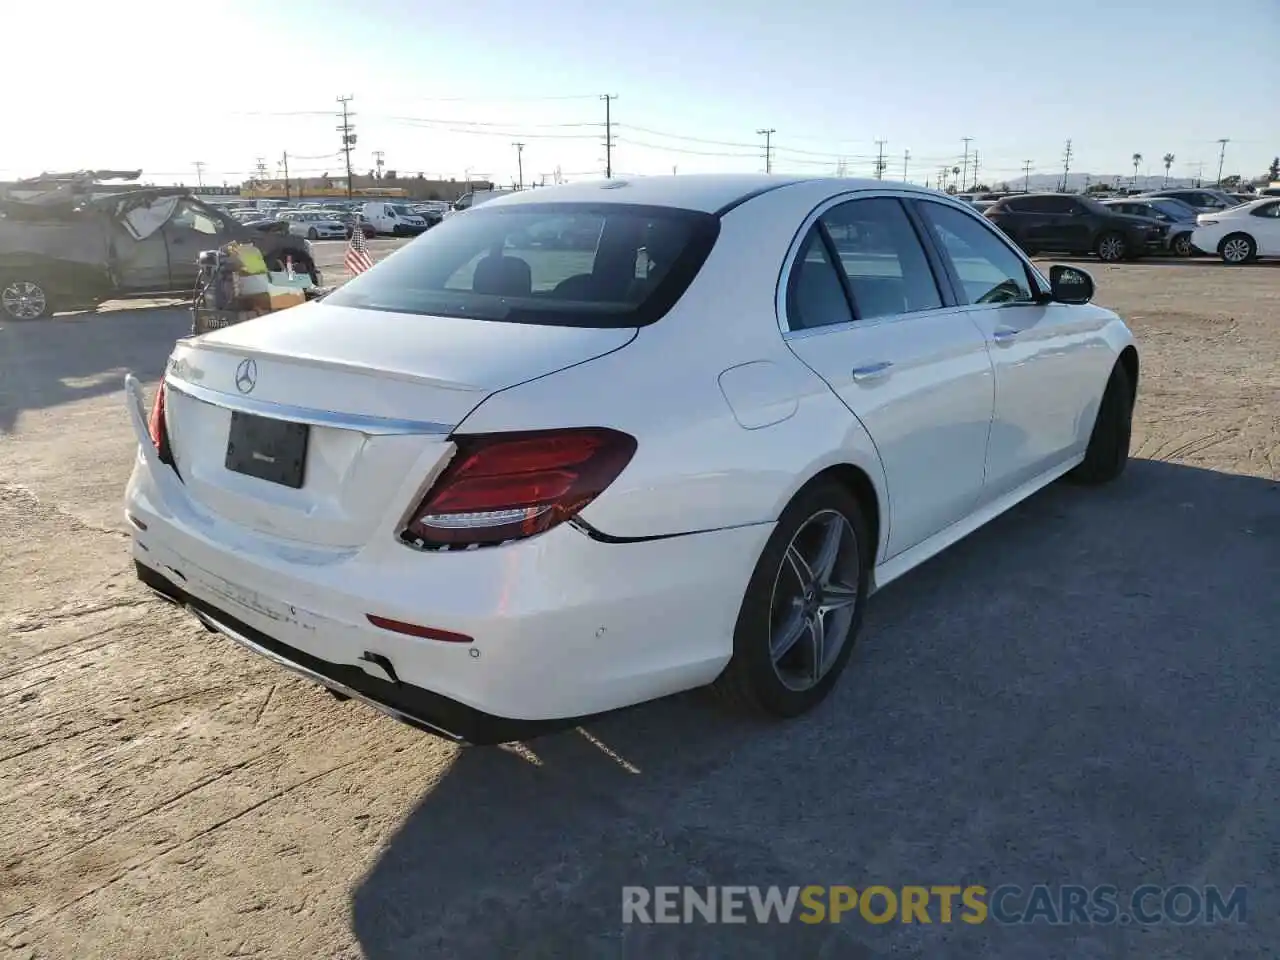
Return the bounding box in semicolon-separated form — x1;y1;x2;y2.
147;384;166;451
403;427;637;548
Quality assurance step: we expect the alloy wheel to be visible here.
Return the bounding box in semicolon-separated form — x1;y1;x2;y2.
1098;236;1125;262
1173;235;1193;257
1222;237;1251;264
1;280;48;320
768;509;861;692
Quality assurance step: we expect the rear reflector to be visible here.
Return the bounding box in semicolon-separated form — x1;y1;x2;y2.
366;614;473;644
403;427;636;548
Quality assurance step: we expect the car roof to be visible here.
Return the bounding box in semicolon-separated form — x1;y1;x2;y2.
470;174;941;215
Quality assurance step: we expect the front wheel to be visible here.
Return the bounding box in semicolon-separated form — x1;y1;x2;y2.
1219;233;1256;265
1096;232;1127;263
306;227;319;241
1172;233;1194;257
1067;361;1133;485
712;481;871;718
1;278;52;320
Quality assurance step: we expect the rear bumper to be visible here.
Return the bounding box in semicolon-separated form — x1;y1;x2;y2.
124;442;772;743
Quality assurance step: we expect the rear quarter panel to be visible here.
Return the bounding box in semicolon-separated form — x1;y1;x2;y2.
454;181;891;547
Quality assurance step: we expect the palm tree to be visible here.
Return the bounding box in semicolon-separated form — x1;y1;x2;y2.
1162;153;1175;187
1132;153;1143;189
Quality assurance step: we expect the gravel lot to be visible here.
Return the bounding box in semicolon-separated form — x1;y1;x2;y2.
1;247;1276;959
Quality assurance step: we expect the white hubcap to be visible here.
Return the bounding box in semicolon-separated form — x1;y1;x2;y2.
1;281;47;319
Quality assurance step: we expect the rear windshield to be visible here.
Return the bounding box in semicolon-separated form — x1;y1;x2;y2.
325;202;720;328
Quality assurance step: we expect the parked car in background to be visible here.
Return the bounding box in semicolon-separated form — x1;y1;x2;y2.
983;193;1166;262
1190;197;1280;264
279;210;347;241
1101;197;1199;256
362;201;429;236
445;188;519;218
411;201;451;226
126;175;1138;743
1139;188;1240;213
328;210;377;239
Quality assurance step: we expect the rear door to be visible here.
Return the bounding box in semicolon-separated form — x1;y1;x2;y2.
1248;200;1280;254
912;198;1109;499
781;194;994;559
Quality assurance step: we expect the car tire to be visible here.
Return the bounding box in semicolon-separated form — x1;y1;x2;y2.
1;277;53;320
1218;233;1256;265
1067;361;1133;485
711;480;871;718
1172;233;1194;257
307;228;319;241
1096;232;1127;263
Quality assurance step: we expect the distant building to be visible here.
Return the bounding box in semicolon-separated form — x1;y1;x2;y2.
238;174;495;202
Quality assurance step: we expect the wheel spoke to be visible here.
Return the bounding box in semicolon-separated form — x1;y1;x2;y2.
785;544;814;589
810;514;844;583
771;608;808;661
805;613;825;683
819;581;859;613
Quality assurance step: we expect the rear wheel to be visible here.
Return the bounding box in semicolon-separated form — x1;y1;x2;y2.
712;481;871;718
1;278;52;320
1068;361;1133;485
1219;233;1255;265
1096;232;1126;263
306;227;319;241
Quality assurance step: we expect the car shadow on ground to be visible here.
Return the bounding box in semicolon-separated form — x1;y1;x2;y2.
350;459;1278;959
0;305;187;433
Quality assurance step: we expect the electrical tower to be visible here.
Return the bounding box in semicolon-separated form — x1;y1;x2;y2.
193;161;205;189
373;150;385;180
960;137;973;191
1060;139;1073;192
253;157;268;183
874;140;887;179
757;128;776;173
512;142;525;190
1215;138;1229;185
600;94;617;178
1022;160;1033;193
337;95;356;199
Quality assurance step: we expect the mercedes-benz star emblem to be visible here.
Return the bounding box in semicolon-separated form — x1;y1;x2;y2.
234;358;258;394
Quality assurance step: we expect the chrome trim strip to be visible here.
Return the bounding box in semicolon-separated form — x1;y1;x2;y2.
188;605;466;742
164;376;453;436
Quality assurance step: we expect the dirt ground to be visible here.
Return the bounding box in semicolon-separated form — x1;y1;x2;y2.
1;253;1277;959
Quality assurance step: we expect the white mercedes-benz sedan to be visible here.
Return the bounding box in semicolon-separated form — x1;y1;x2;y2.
124;174;1138;744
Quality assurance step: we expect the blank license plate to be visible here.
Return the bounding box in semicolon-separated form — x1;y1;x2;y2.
225;411;309;488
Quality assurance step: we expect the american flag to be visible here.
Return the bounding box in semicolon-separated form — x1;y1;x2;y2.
344;221;375;276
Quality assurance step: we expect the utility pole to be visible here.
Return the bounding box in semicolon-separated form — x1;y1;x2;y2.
757;128;776;173
512;142;525;189
1022;160;1033;193
939;166;949;190
193;161;205;189
971;150;979;189
600;94;617;178
337;95;356;199
960;137;973;191
373;150;385;180
874;140;887;179
254;157;268;182
1060;139;1073;192
281;152;291;200
1194;161;1205;188
1215;138;1229;185
902;149;910;182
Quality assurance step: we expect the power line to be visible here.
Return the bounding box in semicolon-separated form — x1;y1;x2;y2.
337;95;356;200
757;128;776;173
601;94;617;178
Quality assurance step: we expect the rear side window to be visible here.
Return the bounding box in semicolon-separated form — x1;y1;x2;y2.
786;229;854;331
819;197;943;318
325;202;719;328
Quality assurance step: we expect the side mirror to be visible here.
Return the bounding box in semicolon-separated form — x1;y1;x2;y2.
1049;264;1094;305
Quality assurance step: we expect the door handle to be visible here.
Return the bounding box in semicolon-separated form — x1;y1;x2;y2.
991;328;1018;345
851;361;893;381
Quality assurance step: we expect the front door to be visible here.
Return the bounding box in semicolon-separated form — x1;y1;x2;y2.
912;198;1110;500
162;199;236;289
781;195;995;559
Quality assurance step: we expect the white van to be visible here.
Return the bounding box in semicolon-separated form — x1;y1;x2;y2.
445;188;518;218
361;201;429;236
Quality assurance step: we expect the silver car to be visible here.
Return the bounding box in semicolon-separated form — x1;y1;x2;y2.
279;211;347;241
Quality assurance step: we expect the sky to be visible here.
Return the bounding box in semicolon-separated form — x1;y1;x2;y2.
4;0;1277;190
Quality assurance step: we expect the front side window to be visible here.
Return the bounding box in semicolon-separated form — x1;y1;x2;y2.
916;201;1036;306
171;200;224;235
819;197;943;319
325;202;719;328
